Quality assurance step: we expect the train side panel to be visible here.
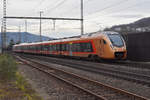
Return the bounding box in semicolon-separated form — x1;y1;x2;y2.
13;31;127;60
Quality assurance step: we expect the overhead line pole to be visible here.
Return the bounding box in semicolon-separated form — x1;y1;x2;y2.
25;20;27;42
53;20;56;30
1;24;3;53
39;11;43;42
18;25;21;43
2;0;7;52
81;0;84;35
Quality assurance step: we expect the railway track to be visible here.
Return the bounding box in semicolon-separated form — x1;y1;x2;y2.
15;55;148;100
18;54;150;86
14;52;150;70
106;61;150;70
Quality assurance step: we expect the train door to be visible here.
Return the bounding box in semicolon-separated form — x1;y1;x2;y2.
59;44;62;55
99;39;105;56
69;43;73;56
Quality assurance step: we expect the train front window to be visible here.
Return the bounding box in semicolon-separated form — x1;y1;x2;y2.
108;34;124;47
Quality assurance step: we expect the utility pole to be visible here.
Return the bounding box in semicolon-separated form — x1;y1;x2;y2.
25;20;27;42
81;0;84;35
1;25;3;53
53;20;56;30
3;0;7;51
39;11;43;42
18;25;21;43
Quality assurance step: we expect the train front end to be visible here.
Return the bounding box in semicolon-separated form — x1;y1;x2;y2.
106;32;127;60
108;32;127;59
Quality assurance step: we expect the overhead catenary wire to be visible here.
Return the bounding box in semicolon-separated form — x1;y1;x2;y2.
85;0;146;19
45;0;68;15
56;0;131;32
32;0;47;11
86;0;130;16
5;0;148;38
59;0;91;17
58;0;130;19
36;0;47;7
83;1;147;31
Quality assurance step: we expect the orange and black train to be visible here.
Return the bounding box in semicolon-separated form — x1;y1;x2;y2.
13;31;127;60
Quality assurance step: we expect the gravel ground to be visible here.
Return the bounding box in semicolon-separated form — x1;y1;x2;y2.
33;59;150;99
18;63;94;100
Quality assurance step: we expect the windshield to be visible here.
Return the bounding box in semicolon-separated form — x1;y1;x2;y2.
108;34;124;47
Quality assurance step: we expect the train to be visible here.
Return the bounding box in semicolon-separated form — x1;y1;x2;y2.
13;31;127;60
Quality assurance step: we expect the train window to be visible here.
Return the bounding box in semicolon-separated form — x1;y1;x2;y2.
30;46;32;50
35;45;38;51
40;45;43;51
103;39;107;44
108;34;124;47
46;45;49;51
49;45;52;51
81;42;93;52
60;44;62;51
37;46;39;51
32;46;34;50
72;43;81;52
56;44;60;51
43;45;45;51
66;44;69;51
51;45;54;51
43;45;47;51
37;45;39;51
61;44;63;51
23;46;24;50
29;46;31;50
64;44;67;51
31;46;33;50
53;45;56;51
87;43;93;52
74;44;77;52
72;44;75;52
76;44;79;51
30;46;31;50
61;44;66;51
63;44;65;51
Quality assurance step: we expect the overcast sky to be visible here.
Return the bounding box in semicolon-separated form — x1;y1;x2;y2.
0;0;150;38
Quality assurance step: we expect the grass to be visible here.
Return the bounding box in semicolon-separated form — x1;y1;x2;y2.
0;54;43;100
0;54;17;82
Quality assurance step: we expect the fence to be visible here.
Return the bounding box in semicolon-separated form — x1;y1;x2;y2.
123;32;150;61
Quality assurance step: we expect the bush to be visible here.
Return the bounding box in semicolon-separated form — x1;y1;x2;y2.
0;54;17;82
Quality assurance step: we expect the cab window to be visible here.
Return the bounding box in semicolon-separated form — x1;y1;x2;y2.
103;39;107;44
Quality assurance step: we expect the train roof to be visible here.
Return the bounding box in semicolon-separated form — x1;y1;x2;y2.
14;31;119;47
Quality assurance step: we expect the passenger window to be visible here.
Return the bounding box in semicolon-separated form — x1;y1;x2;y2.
103;39;107;44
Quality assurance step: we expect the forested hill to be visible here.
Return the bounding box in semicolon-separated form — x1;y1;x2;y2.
105;17;150;33
0;32;55;46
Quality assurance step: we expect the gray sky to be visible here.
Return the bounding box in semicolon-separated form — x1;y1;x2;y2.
0;0;150;38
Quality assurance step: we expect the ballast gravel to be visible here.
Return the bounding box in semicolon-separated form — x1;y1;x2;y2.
18;64;94;100
33;59;150;99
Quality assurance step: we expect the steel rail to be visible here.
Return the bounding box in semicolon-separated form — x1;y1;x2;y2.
108;61;150;70
21;54;150;86
15;56;106;100
15;55;148;100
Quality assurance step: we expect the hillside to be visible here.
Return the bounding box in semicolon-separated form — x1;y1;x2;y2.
0;32;55;47
105;17;150;33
